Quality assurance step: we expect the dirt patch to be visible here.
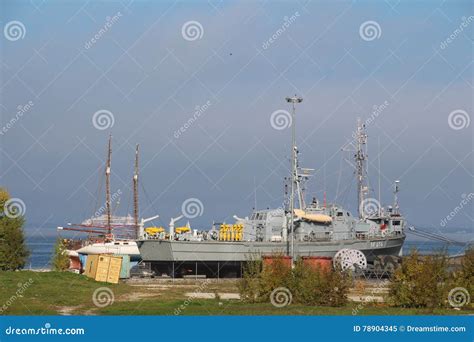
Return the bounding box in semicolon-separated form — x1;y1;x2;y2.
119;292;162;301
57;306;82;316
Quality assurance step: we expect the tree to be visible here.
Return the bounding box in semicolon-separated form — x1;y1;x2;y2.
0;188;29;270
51;238;70;271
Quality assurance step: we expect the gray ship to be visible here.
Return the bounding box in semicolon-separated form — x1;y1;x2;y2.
137;96;406;277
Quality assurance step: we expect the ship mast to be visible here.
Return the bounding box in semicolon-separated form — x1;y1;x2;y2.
355;119;368;219
133;144;139;238
285;95;303;262
106;134;112;236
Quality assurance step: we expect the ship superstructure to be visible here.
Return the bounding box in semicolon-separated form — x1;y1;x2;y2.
137;96;406;277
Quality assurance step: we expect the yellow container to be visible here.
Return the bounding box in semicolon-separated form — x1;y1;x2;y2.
107;256;122;284
94;255;123;284
95;255;110;282
84;254;99;279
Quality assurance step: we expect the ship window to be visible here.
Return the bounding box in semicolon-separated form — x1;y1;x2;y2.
337;212;343;217
114;242;120;245
393;220;401;225
347;212;350;216
123;242;129;245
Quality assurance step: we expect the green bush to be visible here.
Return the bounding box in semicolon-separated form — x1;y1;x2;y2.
388;250;449;308
51;238;70;271
452;247;474;293
239;255;350;307
0;188;29;271
259;255;292;301
238;255;262;303
291;260;350;306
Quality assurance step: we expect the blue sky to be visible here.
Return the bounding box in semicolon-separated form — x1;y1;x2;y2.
0;0;472;237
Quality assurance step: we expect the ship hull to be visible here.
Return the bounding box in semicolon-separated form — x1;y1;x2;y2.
137;235;405;263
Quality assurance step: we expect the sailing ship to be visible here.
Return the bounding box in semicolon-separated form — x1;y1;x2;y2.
58;136;158;262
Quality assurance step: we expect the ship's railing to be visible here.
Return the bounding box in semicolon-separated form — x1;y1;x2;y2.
328;232;353;240
299;231;354;241
355;231;398;240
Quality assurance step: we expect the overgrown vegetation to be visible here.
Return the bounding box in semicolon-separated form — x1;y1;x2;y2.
388;249;473;309
51;238;70;271
239;254;351;307
452;247;474;296
388;250;448;308
0;188;29;271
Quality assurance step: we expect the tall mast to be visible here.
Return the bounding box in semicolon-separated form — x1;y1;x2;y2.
285;95;303;262
378;136;381;216
133;144;140;238
106;134;112;235
393;180;400;215
355;119;368;219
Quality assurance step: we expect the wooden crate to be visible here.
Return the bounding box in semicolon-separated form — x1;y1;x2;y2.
83;254;99;279
95;255;111;282
107;256;122;284
94;255;123;284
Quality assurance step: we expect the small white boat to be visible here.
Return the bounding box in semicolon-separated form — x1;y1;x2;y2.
76;240;140;260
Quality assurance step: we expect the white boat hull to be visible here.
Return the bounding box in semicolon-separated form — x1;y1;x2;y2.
77;241;140;259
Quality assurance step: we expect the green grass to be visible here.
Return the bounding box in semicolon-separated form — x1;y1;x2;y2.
0;271;129;315
96;299;465;316
0;271;471;316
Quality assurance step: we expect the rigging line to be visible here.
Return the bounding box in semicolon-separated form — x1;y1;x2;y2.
91;162;105;221
323;151;326;194
406;226;469;246
406;230;465;246
365;129;371;198
334;152;343;203
410;229;464;244
140;181;163;226
341;171;356;210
